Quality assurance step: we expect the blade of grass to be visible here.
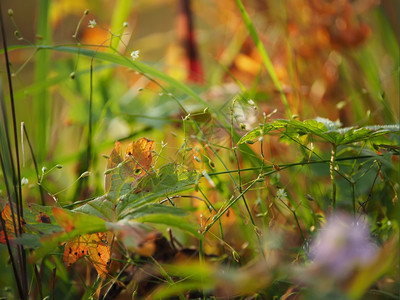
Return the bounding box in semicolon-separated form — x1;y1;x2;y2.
34;0;51;163
109;0;133;50
234;0;292;117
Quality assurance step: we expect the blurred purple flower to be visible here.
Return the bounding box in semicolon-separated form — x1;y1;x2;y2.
309;213;378;279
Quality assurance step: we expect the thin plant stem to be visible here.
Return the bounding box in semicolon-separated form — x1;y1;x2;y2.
358;162;382;214
206;155;380;176
277;197;305;242
87;63;93;171
203;174;261;234
0;187;23;299
0;3;27;297
330;144;337;210
150;257;186;300
51;267;56;300
351;181;356;216
33;264;43;300
22;123;45;205
230;101;265;258
198;186;224;239
0;7;22;234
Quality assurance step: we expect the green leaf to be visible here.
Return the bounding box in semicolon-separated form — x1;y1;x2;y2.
73;195;116;221
337;125;399;145
126;203;187;219
116;165;199;219
134;214;202;239
14;234;42;249
239;119;399;146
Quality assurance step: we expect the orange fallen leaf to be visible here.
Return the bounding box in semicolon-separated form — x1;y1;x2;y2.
63;232;112;278
125;137;155;176
105;138;155;192
0;204;25;244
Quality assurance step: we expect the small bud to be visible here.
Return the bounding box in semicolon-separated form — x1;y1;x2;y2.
41;166;47;173
21;178;29;186
240;123;246;130
305;194;315;201
84;9;89;15
56;164;63;169
8;9;13;17
123;22;128;27
79;171;90;178
208;159;215;169
232;250;240;262
104;169;113;175
256;176;264;183
70;72;75;79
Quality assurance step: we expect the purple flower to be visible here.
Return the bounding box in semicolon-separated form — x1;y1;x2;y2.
309;213;378;279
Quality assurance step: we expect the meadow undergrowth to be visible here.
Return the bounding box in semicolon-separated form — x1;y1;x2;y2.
0;1;398;299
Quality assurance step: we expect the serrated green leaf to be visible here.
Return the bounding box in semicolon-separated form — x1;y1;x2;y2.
73;195;116;221
239;119;399;146
116;165;199;219
107;168;137;203
116;174;197;219
338;125;399;145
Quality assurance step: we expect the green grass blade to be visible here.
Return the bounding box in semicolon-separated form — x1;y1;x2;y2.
34;0;51;163
110;0;133;50
234;0;292;117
